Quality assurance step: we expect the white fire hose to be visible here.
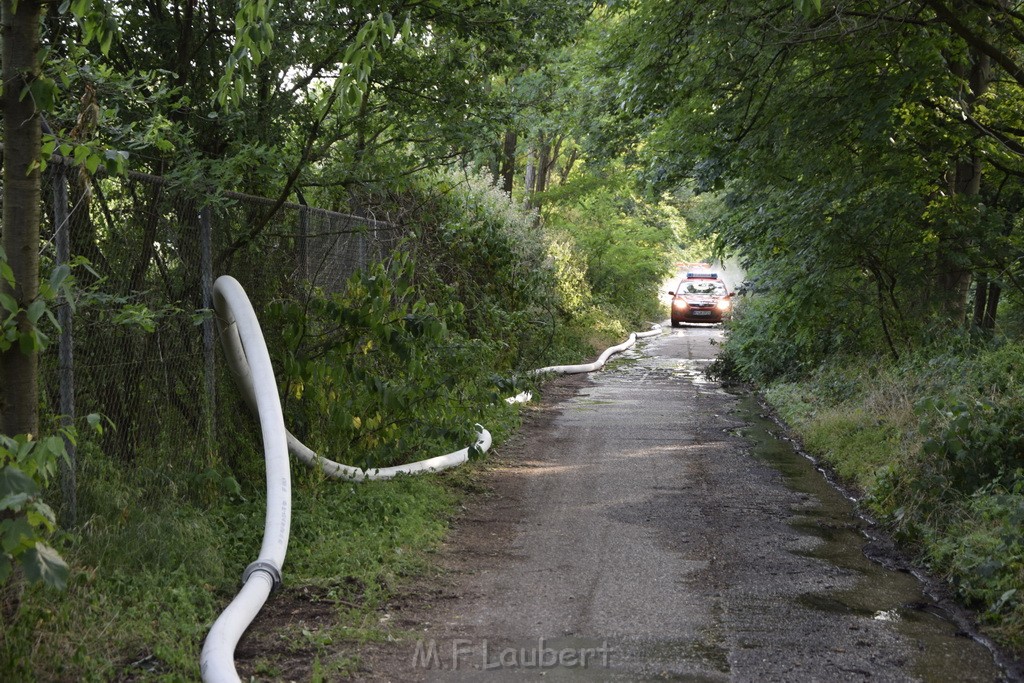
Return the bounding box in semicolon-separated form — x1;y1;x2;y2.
200;277;291;683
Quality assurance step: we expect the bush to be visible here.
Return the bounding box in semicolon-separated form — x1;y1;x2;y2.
411;170;571;368
271;253;520;471
0;433;71;590
929;482;1024;649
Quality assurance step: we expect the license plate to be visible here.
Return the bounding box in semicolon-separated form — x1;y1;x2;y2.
692;310;712;316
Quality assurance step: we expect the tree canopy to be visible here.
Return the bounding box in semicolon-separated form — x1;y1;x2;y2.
597;0;1024;371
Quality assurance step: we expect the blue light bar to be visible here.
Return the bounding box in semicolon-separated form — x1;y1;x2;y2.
686;272;718;279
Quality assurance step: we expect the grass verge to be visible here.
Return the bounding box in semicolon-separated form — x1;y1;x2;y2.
761;343;1024;654
0;428;504;681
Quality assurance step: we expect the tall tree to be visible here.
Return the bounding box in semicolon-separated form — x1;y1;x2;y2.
0;0;44;436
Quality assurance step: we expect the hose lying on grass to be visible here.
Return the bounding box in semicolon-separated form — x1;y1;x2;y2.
201;275;662;682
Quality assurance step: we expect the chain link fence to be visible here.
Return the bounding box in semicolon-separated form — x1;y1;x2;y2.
6;158;403;506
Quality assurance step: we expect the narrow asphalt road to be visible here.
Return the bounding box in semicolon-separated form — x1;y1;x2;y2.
365;326;1005;681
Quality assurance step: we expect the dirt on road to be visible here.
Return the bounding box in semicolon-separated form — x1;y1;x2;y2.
356;326;1008;682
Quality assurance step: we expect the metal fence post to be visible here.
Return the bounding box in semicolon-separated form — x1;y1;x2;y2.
52;165;77;526
298;205;309;282
200;204;216;460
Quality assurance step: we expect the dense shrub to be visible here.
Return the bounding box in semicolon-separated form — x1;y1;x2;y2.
270;253;519;471
714;263;896;384
410;171;565;368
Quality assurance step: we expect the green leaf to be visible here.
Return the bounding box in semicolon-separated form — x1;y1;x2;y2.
0;492;32;513
44;308;61;333
37;436;67;472
70;0;90;17
19;543;69;590
0;260;14;288
0;292;17;314
0;466;39;498
27;76;57;112
794;0;822;19
2;517;35;554
86;413;104;435
27;501;57;529
26;299;46;325
48;264;71;291
19;327;45;354
100;18;116;54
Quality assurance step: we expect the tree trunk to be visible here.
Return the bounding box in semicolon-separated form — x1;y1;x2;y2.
0;0;44;437
523;147;536;210
936;48;990;325
500;129;517;194
534;132;551;207
560;149;579;184
983;281;1000;329
972;274;988;327
547;134;564;186
127;180;165;292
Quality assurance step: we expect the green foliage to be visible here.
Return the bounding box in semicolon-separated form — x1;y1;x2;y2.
215;0;276;108
600;0;1024;363
40;0;593;208
64;0;119;56
0;438;462;679
714;266;887;384
542;166;675;330
928;482;1024;648
273;252;515;471
793;0;821;19
0;433;71;590
411;170;577;365
0;247;72;355
918;398;1024;495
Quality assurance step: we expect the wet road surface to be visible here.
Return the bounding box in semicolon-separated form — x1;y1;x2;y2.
366;326;1006;681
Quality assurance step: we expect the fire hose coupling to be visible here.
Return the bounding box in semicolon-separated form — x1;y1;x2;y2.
242;560;283;591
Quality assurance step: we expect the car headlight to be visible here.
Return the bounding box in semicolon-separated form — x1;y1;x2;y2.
716;299;731;311
673;299;688;309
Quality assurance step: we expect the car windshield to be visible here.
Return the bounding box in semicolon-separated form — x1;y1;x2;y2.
679;280;727;296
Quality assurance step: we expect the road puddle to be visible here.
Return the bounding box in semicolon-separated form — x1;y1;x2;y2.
733;394;1008;681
